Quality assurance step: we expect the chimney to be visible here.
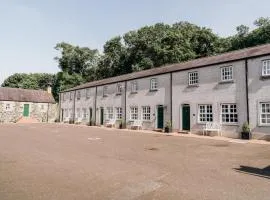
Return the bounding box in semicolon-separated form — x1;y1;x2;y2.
47;86;52;94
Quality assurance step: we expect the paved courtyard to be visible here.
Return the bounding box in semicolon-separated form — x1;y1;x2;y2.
0;124;269;200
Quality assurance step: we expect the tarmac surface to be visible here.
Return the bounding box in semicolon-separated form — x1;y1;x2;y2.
0;123;269;200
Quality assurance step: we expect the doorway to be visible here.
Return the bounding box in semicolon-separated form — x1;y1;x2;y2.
23;104;30;117
157;105;164;129
182;104;190;131
100;107;104;125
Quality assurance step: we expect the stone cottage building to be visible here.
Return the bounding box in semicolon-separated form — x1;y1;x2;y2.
0;87;57;123
59;44;270;139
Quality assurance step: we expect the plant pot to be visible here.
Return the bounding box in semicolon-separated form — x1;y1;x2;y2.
164;127;170;133
241;131;250;140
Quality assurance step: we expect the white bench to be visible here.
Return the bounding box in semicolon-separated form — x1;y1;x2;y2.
130;120;143;130
203;122;222;136
106;119;117;127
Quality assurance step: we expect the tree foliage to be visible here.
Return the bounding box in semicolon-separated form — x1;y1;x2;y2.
2;17;270;102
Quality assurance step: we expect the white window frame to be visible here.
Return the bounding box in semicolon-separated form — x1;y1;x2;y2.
220;103;238;124
5;103;12;111
150;78;158;91
76;108;81;118
131;81;138;93
188;71;199;86
142;106;151;121
116;84;122;94
103;86;108;97
116;107;122;120
221;66;233;82
77;91;81;100
260;102;270;126
86;89;90;99
198;104;213;123
40;104;46;112
130;106;138;120
106;107;114;120
262;60;270;76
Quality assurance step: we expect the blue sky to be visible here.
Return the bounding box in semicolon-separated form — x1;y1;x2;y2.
1;0;269;84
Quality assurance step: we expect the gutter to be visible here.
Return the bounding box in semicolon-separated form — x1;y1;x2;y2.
245;59;250;124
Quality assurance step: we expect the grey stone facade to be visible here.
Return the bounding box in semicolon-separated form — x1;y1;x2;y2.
60;44;270;139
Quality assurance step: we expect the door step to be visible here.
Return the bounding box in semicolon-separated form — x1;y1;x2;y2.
178;130;190;134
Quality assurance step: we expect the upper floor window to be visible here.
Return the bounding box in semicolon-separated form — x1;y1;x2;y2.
86;89;90;99
77;91;81;100
116;84;122;94
62;93;66;101
198;104;213;123
70;92;73;101
103;86;108;97
131;81;138;93
150;78;158;91
188;71;199;86
260;102;270;125
221;104;238;124
130;106;138;120
221;66;233;82
262;60;270;76
142;106;151;121
5;103;12;111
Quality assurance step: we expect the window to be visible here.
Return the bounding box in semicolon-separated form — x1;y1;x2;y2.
70;92;73;101
40;104;46;111
188;71;199;86
76;108;81;118
221;66;233;82
65;109;69;118
86;89;90;99
262;60;270;76
5;103;12;111
142;106;151;121
116;107;122;120
62;93;66;101
116;84;122;94
221;104;238;123
103;86;108;97
198;105;213;123
130;107;138;120
107;107;114;119
131;81;138;93
69;109;73;118
77;91;81;100
150;78;158;90
82;108;87;119
260;102;270;125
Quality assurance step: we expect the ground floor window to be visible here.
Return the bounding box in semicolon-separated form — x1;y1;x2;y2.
142;106;151;121
107;107;114;119
116;107;122;120
221;104;238;123
198;104;213;122
69;109;73;118
130;107;138;120
76;108;81;118
82;108;87;119
65;109;68;118
260;102;270;125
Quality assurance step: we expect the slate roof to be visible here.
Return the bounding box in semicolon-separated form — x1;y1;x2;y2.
0;87;55;103
63;43;270;92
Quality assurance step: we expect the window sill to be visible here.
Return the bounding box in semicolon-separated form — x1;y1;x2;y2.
116;93;122;96
219;80;234;84
258;124;270;127
149;89;158;92
187;84;199;88
221;123;239;126
260;75;270;80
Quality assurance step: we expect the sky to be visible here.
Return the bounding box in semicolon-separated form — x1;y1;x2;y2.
1;0;270;84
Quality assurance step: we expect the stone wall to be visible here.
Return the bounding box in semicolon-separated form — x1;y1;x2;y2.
0;101;58;123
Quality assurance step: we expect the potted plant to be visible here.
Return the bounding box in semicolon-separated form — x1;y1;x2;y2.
164;121;172;133
241;122;251;140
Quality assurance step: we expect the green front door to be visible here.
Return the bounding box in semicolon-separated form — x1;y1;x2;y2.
157;106;164;129
100;107;104;125
23;104;30;117
182;105;190;130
